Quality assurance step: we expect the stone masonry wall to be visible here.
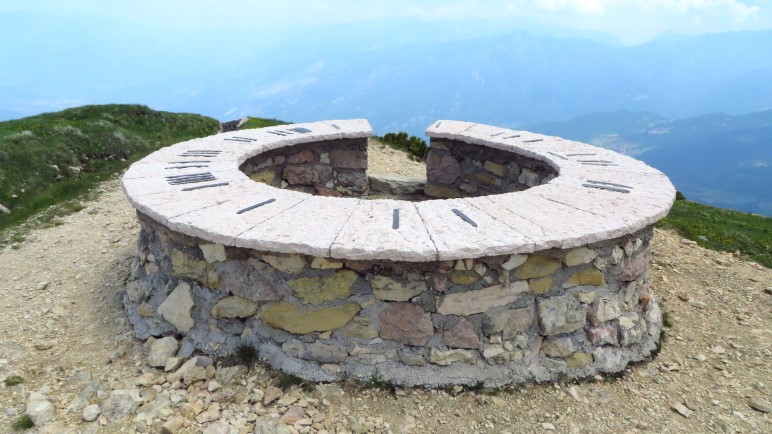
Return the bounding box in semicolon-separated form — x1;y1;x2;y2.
424;138;558;199
124;212;662;387
240;138;369;197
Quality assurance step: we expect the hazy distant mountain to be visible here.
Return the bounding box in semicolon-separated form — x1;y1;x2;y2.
2;13;771;137
532;110;772;216
188;28;772;135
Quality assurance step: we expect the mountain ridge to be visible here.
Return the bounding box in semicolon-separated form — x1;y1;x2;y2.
531;109;772;216
2;25;771;136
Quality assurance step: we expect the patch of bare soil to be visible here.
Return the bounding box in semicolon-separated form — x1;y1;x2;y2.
0;148;769;433
366;138;426;178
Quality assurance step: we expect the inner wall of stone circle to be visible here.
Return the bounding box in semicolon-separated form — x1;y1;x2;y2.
125;134;663;387
238;138;558;199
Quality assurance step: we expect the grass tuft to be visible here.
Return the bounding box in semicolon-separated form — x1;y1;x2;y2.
662;310;674;328
654;329;667;356
233;344;259;370
3;375;23;386
11;414;34;431
277;374;315;393
367;372;398;395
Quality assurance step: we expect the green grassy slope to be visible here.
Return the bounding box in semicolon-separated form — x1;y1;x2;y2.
240;117;288;129
0;104;220;231
658;199;772;268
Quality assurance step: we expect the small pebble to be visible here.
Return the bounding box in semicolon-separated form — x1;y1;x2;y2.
83;404;101;422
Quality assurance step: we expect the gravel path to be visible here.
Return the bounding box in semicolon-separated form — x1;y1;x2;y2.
0;147;769;433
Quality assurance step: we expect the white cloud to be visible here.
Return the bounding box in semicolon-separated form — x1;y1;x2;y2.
534;0;759;21
536;0;606;15
650;0;759;21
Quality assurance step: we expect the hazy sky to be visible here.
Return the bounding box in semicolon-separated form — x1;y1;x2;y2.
2;0;771;120
3;0;771;45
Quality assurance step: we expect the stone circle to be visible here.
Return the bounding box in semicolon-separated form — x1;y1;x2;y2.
122;119;675;387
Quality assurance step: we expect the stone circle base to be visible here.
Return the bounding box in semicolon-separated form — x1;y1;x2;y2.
125;214;662;387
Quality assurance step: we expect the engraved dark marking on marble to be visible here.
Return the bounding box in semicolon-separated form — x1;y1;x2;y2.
166;172;216;185
237;198;276;214
233;136;257;141
547;152;568;160
582;184;630;194
165;165;209;169
452;208;478;227
180;150;221;157
181;182;230;191
586;180;633;189
581;162;618;167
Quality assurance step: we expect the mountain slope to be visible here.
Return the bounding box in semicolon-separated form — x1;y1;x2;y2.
0;104;220;231
192;29;772;135
532;110;772;215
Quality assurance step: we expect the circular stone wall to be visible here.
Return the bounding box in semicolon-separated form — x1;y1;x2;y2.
122;119;675;387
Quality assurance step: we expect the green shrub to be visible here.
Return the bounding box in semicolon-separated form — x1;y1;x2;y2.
377;132;430;160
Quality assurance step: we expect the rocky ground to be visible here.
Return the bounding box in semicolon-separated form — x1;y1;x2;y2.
365;139;426;178
0;143;770;433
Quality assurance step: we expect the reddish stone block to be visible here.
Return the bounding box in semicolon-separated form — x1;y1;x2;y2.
432;275;447;293
639;284;652;311
315;187;342;197
330;150;367;169
620;246;650;281
442;317;481;349
336;171;368;192
283;165;333;185
379;302;433;346
426;151;461;184
287;150;316;164
587;324;618;346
